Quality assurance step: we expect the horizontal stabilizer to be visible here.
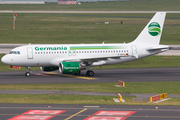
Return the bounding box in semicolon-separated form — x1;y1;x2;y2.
147;45;169;51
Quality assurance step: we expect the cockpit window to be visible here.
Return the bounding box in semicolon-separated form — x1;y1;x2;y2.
9;51;20;54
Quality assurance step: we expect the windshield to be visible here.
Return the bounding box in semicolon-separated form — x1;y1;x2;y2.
9;51;20;54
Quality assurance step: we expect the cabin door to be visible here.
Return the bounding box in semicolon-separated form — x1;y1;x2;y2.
27;47;33;59
131;45;137;57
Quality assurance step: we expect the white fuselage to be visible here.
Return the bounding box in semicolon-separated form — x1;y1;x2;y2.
1;43;167;67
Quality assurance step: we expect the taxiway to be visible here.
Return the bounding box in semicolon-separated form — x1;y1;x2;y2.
0;67;180;84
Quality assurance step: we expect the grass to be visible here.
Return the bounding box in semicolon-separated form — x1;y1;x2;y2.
0;94;180;105
0;13;180;45
0;81;180;105
0;0;180;11
0;82;180;94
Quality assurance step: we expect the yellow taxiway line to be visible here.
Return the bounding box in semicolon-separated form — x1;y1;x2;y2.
44;72;98;80
64;108;87;120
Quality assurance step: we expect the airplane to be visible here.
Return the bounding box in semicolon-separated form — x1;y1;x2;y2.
1;12;169;77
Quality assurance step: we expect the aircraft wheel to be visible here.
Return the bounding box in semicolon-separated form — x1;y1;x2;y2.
25;72;30;77
86;70;94;77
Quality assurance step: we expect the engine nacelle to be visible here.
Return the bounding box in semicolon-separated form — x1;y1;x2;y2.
40;66;59;72
59;62;80;74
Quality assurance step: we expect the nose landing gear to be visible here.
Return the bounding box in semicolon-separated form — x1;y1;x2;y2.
25;67;31;77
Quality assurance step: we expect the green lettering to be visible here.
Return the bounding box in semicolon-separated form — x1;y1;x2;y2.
57;47;61;50
34;46;68;51
53;47;56;50
35;47;39;51
47;47;52;50
40;47;43;51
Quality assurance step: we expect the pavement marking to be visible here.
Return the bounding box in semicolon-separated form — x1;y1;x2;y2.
64;108;87;120
44;72;99;80
84;106;100;108
128;115;180;119
32;73;51;76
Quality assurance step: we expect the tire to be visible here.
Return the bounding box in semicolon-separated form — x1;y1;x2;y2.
86;70;94;77
25;72;30;77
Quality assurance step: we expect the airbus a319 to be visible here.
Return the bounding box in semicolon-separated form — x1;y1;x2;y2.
1;12;169;77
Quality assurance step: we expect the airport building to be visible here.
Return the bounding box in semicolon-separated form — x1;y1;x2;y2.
58;0;127;4
0;0;127;4
0;0;45;4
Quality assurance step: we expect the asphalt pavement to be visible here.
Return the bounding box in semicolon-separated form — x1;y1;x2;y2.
1;104;180;120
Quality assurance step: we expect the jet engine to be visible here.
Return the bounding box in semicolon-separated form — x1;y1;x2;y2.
59;62;81;74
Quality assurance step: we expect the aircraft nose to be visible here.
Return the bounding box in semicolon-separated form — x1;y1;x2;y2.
1;55;9;65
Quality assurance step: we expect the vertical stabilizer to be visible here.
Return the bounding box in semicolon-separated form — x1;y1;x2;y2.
132;12;166;45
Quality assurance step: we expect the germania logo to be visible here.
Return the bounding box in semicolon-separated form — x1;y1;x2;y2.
148;22;161;36
35;46;67;51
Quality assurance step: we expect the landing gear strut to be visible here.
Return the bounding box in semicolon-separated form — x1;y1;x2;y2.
25;67;31;77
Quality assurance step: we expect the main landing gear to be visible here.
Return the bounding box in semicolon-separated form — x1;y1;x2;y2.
86;70;94;77
25;67;31;77
86;66;94;77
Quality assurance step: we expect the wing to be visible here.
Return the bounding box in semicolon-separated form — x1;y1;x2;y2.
50;54;130;66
